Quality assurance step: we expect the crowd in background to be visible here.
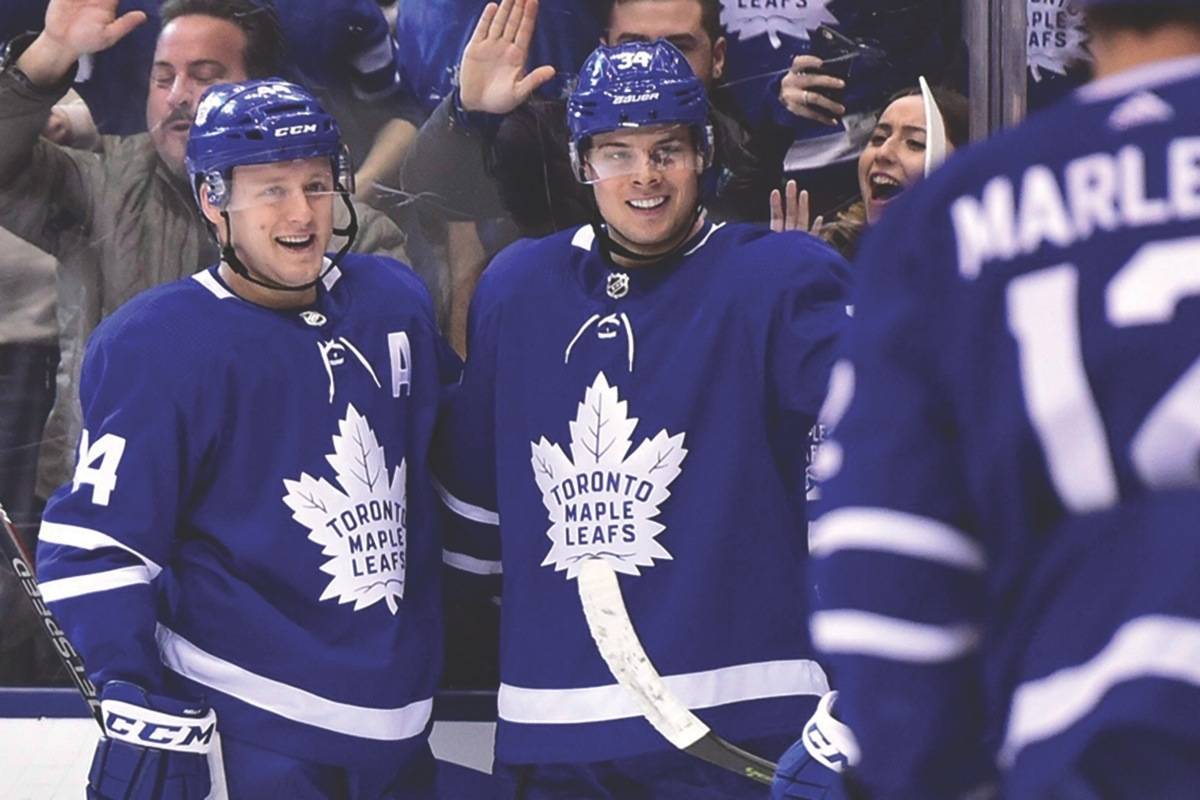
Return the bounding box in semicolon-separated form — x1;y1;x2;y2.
0;0;1091;690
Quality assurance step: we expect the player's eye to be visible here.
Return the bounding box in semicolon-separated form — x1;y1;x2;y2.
907;139;927;151
601;150;633;164
191;66;225;85
650;145;684;166
305;181;331;194
152;72;174;89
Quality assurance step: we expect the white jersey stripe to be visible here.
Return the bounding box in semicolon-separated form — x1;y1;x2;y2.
809;508;986;572
192;270;232;299
571;225;596;251
40;565;155;602
156;626;433;741
320;261;340;290
498;658;828;725
1000;615;1200;766
443;549;503;576
434;478;500;526
812;610;980;663
38;521;163;574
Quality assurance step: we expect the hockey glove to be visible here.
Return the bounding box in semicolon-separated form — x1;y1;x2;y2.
771;691;860;800
88;680;216;800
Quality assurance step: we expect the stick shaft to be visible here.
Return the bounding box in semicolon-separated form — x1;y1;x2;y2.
0;503;104;729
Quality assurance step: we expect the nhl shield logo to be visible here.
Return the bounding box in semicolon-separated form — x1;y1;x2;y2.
606;272;630;300
299;310;327;327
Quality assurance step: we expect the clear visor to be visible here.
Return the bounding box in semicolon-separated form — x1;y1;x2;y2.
223;183;342;213
580;131;703;185
207;149;355;212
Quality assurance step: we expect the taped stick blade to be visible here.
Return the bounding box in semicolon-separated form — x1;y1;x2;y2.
577;559;710;749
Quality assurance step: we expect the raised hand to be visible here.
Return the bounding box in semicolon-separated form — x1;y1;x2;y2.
458;0;556;115
43;0;148;60
778;55;846;127
770;180;824;234
19;0;147;86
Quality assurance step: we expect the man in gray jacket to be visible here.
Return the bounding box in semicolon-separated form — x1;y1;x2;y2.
0;0;410;502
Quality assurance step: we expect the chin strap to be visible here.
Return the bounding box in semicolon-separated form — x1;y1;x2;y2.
594;204;707;266
219;189;359;293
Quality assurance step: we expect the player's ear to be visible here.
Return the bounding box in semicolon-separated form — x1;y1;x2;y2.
711;36;726;82
198;181;224;228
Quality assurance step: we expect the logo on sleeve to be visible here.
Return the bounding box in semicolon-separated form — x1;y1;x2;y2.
282;404;407;614
719;1;838;49
531;372;687;579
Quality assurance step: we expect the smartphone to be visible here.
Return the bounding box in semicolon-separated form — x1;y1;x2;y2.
805;25;885;99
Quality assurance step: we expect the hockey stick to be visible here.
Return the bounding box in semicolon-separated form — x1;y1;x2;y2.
577;559;777;785
0;501;104;730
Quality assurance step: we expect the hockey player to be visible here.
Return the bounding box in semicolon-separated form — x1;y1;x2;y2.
36;80;457;799
801;1;1200;797
435;39;851;798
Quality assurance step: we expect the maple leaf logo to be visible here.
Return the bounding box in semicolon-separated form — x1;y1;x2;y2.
531;372;687;580
1027;3;1091;81
719;0;838;49
282;404;408;614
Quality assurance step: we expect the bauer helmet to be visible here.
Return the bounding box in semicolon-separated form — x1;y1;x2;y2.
566;40;714;183
185;79;354;210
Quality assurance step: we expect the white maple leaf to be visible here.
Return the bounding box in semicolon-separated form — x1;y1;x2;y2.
282;404;408;614
1027;3;1091;81
719;0;839;48
532;372;687;580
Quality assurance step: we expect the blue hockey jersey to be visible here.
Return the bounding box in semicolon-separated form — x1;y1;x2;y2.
436;220;851;764
809;57;1200;798
37;254;459;768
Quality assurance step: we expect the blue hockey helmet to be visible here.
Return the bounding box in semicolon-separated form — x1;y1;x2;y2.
566;40;714;183
185;79;354;210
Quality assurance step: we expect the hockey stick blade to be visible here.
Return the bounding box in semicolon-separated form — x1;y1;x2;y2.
577;559;777;786
0;502;104;729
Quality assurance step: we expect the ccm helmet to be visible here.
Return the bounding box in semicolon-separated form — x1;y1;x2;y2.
185;79;357;292
566;40;713;183
185;79;354;210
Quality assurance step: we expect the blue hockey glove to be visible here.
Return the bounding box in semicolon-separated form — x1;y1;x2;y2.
771;691;859;800
88;680;216;800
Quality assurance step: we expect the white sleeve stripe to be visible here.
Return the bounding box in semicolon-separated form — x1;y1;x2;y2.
38;522;162;575
433;478;500;526
809;507;986;572
443;549;503;576
811;610;980;663
1001;615;1200;766
39;566;155;603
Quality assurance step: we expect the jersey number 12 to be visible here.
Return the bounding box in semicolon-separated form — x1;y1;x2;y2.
1007;236;1200;513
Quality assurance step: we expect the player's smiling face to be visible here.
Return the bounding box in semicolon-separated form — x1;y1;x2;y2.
858;95;939;225
202;157;335;307
588;125;704;266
